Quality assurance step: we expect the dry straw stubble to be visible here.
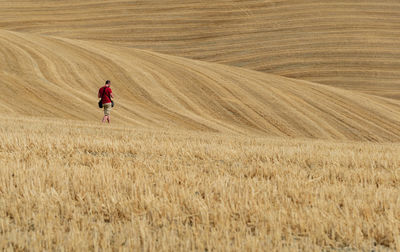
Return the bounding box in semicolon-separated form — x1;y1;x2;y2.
0;117;399;251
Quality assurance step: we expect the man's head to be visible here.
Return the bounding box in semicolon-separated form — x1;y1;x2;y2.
105;80;111;87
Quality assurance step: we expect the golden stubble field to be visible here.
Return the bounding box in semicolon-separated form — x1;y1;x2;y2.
1;1;400;251
0;117;399;251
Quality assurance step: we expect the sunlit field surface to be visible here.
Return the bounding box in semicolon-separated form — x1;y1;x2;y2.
1;0;400;250
1;117;399;251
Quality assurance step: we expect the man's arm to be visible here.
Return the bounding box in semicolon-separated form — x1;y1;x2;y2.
98;89;101;98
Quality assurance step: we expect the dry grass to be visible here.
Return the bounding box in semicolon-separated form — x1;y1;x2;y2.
0;117;399;251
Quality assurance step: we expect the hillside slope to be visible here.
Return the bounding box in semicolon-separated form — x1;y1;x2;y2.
1;29;400;141
1;0;400;99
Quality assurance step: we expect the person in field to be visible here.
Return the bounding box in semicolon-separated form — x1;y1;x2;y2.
98;80;114;123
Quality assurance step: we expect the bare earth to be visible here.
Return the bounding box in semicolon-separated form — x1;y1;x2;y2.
0;0;399;251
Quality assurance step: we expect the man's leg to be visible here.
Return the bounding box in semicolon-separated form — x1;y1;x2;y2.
103;103;111;123
102;105;107;123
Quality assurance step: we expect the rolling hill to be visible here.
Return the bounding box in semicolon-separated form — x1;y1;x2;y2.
1;0;399;99
1;29;400;141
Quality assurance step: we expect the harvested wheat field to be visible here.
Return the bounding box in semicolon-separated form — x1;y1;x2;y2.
0;0;400;251
1;117;400;251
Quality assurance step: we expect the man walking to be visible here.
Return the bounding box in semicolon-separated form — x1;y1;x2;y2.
98;80;114;123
